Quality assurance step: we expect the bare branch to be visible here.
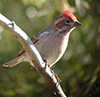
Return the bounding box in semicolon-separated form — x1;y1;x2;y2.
0;13;67;97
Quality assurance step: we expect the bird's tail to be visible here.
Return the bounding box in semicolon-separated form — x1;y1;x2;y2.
3;56;24;67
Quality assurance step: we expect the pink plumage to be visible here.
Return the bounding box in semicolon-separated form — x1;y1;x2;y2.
3;11;82;68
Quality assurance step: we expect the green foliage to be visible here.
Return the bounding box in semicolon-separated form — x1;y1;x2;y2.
0;0;100;97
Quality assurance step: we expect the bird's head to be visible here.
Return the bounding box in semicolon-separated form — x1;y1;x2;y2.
54;11;82;33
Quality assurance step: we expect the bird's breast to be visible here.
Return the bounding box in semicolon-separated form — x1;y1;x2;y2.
35;32;70;66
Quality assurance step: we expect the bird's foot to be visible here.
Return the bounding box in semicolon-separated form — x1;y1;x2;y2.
30;66;37;71
43;59;50;68
44;59;61;84
50;69;61;84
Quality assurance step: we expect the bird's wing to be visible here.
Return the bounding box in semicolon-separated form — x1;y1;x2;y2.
17;23;52;57
17;30;45;57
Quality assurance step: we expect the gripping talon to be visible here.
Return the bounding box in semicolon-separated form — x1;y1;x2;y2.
43;59;61;84
43;59;50;69
50;69;61;84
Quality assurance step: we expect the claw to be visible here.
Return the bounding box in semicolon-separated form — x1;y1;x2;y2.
50;69;61;84
30;67;37;71
43;59;61;84
43;59;50;68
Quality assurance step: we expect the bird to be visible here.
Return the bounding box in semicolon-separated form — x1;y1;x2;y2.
3;11;82;68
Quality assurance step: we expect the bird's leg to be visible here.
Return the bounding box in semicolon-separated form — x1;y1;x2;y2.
30;59;50;70
30;61;37;70
43;59;50;68
50;69;61;84
30;66;36;70
44;59;61;84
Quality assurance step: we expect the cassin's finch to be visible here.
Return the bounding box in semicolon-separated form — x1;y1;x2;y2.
3;11;82;68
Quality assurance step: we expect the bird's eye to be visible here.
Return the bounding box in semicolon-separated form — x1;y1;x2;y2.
65;20;70;23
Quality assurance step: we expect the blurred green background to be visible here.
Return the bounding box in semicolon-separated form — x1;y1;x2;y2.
0;0;100;97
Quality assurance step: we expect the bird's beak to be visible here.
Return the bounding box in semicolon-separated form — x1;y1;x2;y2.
74;21;82;27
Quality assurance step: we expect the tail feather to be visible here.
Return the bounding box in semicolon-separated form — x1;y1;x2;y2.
3;56;24;67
